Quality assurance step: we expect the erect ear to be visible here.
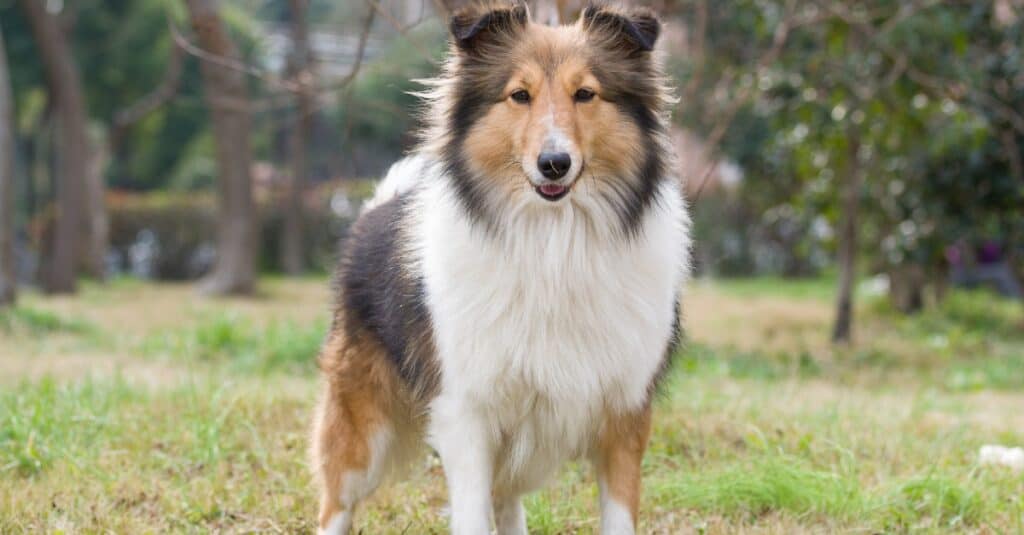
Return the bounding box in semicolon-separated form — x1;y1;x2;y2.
449;3;529;54
581;5;660;55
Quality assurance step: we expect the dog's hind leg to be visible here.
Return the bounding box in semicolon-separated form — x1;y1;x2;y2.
312;335;399;535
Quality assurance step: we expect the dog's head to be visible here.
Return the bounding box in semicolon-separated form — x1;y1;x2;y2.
424;2;673;233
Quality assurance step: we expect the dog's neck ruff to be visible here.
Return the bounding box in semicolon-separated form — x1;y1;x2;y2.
412;165;688;491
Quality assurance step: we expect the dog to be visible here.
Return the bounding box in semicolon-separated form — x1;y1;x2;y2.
312;3;690;534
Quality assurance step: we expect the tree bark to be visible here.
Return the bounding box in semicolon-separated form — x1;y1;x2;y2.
19;0;103;292
185;0;257;295
0;26;16;306
832;128;862;343
280;0;313;276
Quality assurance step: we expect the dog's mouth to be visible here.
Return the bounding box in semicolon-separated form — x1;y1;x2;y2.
536;184;569;201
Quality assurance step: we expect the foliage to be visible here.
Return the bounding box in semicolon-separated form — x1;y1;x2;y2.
1;0;265;193
105;187;354;279
107;192;217;279
328;22;447;176
677;1;1024;288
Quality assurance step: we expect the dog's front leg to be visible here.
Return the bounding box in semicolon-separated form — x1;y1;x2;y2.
593;405;653;535
430;396;495;535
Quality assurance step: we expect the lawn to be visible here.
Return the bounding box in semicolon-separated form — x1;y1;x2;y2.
2;277;1023;533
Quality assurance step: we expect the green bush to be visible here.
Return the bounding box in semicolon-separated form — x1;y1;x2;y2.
107;187;360;279
108;192;217;280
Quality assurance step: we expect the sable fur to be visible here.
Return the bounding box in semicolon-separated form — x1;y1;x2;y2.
313;4;690;534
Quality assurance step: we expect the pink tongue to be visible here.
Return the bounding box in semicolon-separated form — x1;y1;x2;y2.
540;184;566;196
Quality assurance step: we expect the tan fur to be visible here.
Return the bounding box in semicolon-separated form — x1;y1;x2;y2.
593;404;653;524
461;22;647;200
312;328;405;529
313;4;676;531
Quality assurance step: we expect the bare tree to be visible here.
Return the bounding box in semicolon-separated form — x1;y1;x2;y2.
0;26;16;306
280;0;314;275
185;0;257;295
18;0;100;293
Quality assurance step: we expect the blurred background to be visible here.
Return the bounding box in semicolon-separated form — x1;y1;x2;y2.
2;2;1024;532
1;0;1022;338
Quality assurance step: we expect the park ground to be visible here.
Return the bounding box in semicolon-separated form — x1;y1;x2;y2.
1;277;1023;533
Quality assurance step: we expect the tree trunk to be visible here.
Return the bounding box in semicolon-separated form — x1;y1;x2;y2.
889;264;925;314
86;128;108;280
0;27;16;306
19;0;102;292
832;129;862;343
186;0;257;296
280;0;313;276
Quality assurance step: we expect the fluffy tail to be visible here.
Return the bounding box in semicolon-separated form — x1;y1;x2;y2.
361;154;428;214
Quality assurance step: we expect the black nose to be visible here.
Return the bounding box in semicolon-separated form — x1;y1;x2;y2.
537;152;572;180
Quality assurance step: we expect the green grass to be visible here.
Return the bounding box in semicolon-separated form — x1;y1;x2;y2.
648;455;865;518
675;342;822;381
0;376;314;533
1;277;1023;533
139;312;328;374
708;275;837;301
0;306;96;336
0;377;141;477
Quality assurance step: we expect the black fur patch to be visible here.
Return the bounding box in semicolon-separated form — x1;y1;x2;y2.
442;5;527;230
582;6;661;55
335;196;439;399
450;4;528;53
578;5;669;236
587;63;667;236
443;81;503;230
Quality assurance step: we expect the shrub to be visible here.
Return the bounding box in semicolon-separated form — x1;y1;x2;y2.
106;184;363;280
108;192;217;280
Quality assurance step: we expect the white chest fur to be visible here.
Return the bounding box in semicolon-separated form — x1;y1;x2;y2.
412;176;689;490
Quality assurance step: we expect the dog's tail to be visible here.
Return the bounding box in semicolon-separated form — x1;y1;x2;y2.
361;154;429;214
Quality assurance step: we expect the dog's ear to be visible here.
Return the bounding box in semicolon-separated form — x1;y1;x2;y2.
449;3;529;54
581;5;660;55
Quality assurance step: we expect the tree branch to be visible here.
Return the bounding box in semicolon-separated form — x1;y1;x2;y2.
110;34;185;148
365;0;435;62
169;15;299;93
692;0;805;201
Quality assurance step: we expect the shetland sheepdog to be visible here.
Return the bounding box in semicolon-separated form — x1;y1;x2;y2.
312;3;690;534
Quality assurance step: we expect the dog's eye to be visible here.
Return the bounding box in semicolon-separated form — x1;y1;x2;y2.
510;90;531;104
574;88;596;102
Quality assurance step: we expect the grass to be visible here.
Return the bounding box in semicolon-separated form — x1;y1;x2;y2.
706;274;838;301
0;306;95;336
1;277;1023;533
138;312;328;374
